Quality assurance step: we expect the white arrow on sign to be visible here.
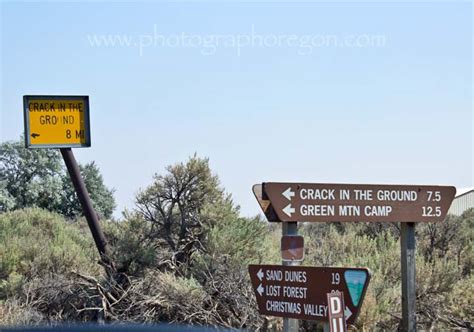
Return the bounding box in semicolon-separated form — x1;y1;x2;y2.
344;307;352;321
283;204;295;217
282;187;295;201
257;284;264;296
257;268;264;281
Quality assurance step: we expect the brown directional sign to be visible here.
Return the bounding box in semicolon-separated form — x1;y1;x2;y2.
248;265;370;324
256;183;456;223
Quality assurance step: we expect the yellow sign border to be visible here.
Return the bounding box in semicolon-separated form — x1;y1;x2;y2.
23;95;91;149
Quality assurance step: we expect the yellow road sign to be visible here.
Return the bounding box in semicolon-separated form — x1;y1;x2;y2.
23;96;91;148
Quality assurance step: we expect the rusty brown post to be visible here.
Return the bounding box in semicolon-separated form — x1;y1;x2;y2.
60;148;112;264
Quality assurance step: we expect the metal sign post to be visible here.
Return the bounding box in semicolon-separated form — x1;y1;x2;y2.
60;148;111;264
282;222;299;332
400;222;416;331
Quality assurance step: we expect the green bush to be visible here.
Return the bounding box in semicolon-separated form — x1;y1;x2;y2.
189;216;279;330
104;212;157;276
202;215;279;267
0;138;115;219
303;224;401;330
0;208;100;300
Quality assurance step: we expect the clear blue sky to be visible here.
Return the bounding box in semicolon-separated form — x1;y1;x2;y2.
1;1;472;218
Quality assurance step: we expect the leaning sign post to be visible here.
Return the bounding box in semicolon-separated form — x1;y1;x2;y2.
252;182;456;332
23;95;111;266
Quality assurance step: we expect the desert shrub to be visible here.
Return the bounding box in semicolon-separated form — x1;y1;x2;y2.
142;272;211;324
190;216;279;330
447;274;474;328
303;224;401;330
302;216;473;331
416;256;462;329
0;208;100;300
98;156;281;329
106;205;279;329
201;215;278;267
133;156;226;270
458;209;474;275
0;298;45;326
0;269;113;326
104;213;157;276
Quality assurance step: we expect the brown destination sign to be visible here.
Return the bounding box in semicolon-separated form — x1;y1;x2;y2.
248;265;370;324
255;183;456;222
